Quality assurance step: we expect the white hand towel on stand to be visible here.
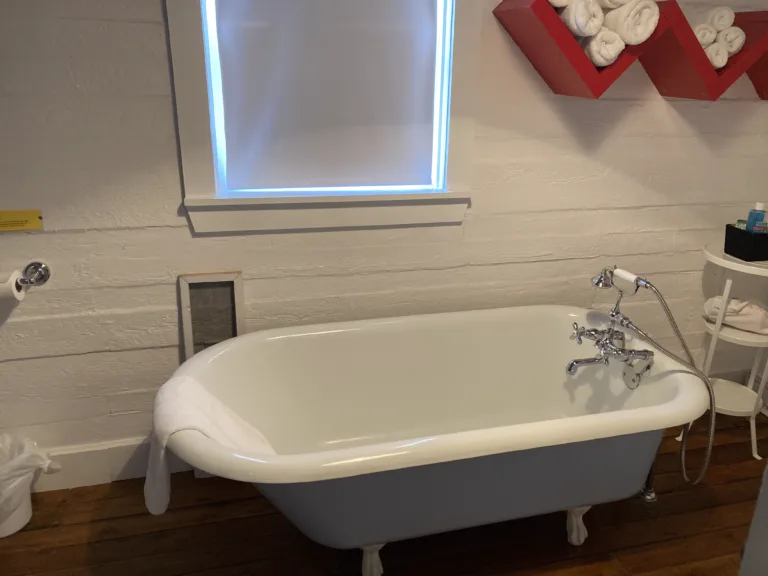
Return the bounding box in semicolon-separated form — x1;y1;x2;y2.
705;41;729;69
704;297;768;335
717;26;746;56
560;0;605;37
549;0;571;8
707;7;736;32
583;27;626;66
603;0;660;45
144;375;276;515
694;24;718;48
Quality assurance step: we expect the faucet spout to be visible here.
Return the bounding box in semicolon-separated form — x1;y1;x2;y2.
566;321;655;386
566;357;608;376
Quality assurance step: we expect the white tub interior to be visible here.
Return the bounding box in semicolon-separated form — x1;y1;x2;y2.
180;306;681;455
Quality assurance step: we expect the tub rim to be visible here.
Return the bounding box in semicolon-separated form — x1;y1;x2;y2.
165;305;710;484
167;376;708;484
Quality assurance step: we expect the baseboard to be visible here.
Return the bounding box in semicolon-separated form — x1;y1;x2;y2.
32;437;191;493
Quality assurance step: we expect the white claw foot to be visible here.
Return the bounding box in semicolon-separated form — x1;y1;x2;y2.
362;544;385;576
567;506;592;546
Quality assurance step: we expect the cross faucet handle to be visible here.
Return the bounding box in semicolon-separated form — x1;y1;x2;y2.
571;323;623;347
571;322;586;345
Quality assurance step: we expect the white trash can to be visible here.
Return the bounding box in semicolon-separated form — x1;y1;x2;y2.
0;435;59;538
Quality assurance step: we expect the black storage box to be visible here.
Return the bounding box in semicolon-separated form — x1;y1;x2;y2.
724;224;768;262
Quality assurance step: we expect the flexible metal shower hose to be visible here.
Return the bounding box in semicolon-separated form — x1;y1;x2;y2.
629;283;716;485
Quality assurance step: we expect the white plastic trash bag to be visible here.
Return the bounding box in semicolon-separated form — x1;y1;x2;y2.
0;435;59;538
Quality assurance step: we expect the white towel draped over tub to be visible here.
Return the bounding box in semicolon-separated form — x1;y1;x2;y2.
560;0;605;37
144;375;276;515
603;0;660;45
704;297;768;335
583;27;626;66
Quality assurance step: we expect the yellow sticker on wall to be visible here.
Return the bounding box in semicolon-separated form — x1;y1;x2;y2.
0;210;43;232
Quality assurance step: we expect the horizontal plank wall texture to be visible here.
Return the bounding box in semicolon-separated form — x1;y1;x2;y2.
0;0;767;490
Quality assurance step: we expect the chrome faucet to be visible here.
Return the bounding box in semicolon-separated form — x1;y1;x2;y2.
566;322;655;389
567;266;658;388
566;356;609;374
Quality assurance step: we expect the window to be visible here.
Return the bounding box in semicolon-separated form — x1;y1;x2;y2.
205;0;455;197
167;0;474;232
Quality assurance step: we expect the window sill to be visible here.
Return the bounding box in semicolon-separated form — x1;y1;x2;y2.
183;194;470;234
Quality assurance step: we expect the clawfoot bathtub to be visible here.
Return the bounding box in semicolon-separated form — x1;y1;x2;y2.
160;306;709;575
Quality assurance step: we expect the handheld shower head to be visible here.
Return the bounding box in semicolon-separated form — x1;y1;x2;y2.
592;267;644;294
592;266;626;318
591;268;615;289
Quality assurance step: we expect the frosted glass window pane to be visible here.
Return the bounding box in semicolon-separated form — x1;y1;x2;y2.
204;0;453;194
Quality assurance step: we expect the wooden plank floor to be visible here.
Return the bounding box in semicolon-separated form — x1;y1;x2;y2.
0;415;765;576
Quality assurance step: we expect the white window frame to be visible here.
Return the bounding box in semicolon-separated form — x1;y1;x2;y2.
166;0;477;233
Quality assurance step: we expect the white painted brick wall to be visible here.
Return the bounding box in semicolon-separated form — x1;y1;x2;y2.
0;0;766;455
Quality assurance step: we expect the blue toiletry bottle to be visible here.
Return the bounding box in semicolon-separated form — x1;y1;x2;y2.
747;203;766;232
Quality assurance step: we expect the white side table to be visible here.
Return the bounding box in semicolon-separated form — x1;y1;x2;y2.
701;245;768;460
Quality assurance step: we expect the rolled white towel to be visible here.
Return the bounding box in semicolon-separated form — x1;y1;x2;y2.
604;0;660;46
583;27;626;66
694;24;718;48
717;26;746;56
707;7;735;32
549;0;571;7
596;0;631;9
705;41;729;69
560;0;605;37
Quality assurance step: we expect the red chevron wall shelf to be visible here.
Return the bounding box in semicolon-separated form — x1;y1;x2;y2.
493;0;768;100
